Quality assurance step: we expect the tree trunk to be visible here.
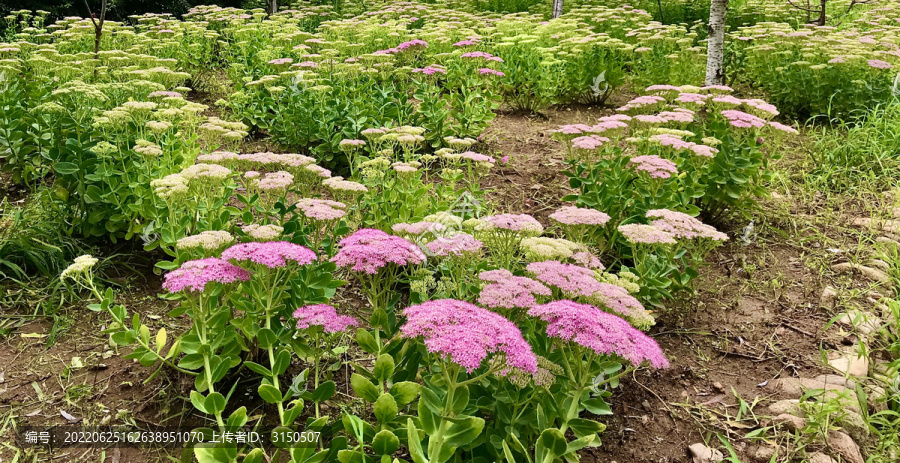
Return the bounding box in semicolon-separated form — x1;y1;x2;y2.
552;0;563;18
817;0;827;25
705;0;729;86
268;0;277;15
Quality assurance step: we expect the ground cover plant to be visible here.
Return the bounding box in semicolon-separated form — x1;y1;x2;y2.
1;1;899;463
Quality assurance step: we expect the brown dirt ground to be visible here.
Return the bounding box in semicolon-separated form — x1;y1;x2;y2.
0;104;883;462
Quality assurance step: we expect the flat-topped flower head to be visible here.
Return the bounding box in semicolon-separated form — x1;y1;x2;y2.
617;223;677;244
588;283;647;318
478;269;551;310
177;230;234;251
221;241;317;268
520;237;583;261
549;206;610;226
400;299;538;373
61;255;99;279
571;251;605;270
645;209;728;241
526;261;602;297
293;304;358;333
241;224;283;242
332;228;426;274
768;121;799;134
426;233;483;257
163;257;251;293
629;155;677;179
720;110;766;129
482;214;543;234
297;198;347;221
572;135;610;150
393;221;447;236
528;300;669;368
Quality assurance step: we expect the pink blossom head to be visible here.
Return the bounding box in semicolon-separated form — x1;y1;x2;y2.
400;299;538;373
392;221;447;236
297;198;347;221
720;109;766;128
331;228;426;274
617;223;677;244
767;121;799;134
590;283;645;319
572;135;609;150
162;257;251;293
478;68;505;76
221;241;317;268
526;261;602;297
397;39;428;51
293;304;358;333
629;155;678;179
426;233;483;257
478;269;551;310
571;251;605;270
868;59;892;69
483;214;544;234
528;300;669;368
646;209;728;241
549;206;610;226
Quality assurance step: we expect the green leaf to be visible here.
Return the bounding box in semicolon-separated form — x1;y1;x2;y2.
567;418;606;438
205;392;226;416
373;393;398;424
155;328;167;353
190;390;208;414
535;428;567;463
449;386;469;415
406;419;428;463
257;328;277;349
441;416;484;448
242;448;264;463
54;162;79;175
389;381;420;407
244;361;273;378
350;373;380;403
273;349;292;376
312;381;336;403
418;387;441;435
581;398;612;416
372;430;400;456
373;354;395;383
258;384;283;404
227;407;248;429
338;450;367;463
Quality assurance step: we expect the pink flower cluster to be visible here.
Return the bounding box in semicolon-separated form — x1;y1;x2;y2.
549;206;610;226
571;251;605;269
572;135;610;150
221;241;317;268
629;155;678;178
293;304;358;333
400;299;538;373
392;221;446;236
868;59;892;69
617;223;677;245
768;121;799;134
646;209;728;241
453;39;478;46
458;151;495;163
617;95;666;112
331;228;426;274
650;134;718;158
592;283;646;318
162;258;251;293
720;110;766;129
526;261;602;297
528;300;669;368
268;58;293;65
461;51;504;62
297;198;347;221
397;39;428;51
426;233;483;257
413;65;447;75
483;214;544;233
478;269;551;310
